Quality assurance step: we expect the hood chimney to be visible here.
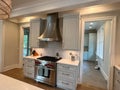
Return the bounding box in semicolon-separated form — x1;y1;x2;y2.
38;13;61;41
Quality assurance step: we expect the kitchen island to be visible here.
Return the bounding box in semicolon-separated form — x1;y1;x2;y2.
0;74;44;90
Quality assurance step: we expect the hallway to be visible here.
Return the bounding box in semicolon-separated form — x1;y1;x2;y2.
82;61;107;89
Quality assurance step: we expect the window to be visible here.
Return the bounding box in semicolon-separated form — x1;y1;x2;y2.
23;27;30;56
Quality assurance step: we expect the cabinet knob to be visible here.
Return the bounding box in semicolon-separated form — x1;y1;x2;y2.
62;82;69;85
62;73;70;76
118;71;120;75
27;72;32;75
117;80;120;84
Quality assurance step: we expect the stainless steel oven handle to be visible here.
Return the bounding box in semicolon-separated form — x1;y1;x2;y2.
35;65;55;71
46;68;54;71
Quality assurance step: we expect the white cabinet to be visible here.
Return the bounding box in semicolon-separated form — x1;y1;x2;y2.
57;61;79;90
23;58;35;79
113;67;120;90
29;19;46;48
62;14;80;50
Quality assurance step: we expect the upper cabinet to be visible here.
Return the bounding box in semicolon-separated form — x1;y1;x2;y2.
62;14;80;50
29;19;46;48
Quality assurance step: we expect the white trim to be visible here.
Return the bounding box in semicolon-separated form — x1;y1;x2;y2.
3;64;20;72
0;20;4;72
19;23;30;68
80;16;116;90
11;0;99;17
100;67;108;81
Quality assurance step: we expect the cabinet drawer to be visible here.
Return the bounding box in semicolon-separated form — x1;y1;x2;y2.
57;80;75;90
114;79;120;90
57;70;75;81
57;64;76;71
115;68;120;81
24;59;35;67
24;71;34;79
24;67;34;79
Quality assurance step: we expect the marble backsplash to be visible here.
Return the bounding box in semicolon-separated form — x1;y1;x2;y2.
33;42;80;60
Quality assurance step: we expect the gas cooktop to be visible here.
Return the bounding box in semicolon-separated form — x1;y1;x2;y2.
37;56;61;62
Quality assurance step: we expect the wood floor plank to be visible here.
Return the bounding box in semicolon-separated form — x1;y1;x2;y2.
2;68;107;90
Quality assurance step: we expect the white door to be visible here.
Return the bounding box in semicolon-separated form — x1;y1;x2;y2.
4;20;19;68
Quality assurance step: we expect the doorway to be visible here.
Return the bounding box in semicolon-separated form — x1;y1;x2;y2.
82;21;107;89
80;16;116;90
23;27;30;56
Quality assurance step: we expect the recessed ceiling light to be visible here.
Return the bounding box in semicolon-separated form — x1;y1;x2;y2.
90;22;94;25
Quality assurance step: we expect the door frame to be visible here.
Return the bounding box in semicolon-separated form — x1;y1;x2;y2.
80;16;116;90
19;23;30;68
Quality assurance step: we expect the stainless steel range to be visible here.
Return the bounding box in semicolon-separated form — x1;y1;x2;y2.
35;56;61;86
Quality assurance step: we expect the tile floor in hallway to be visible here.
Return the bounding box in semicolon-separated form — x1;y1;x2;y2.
82;61;107;89
2;68;107;90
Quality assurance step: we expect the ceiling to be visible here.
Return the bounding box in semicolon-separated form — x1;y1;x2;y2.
11;0;120;19
85;21;104;30
12;0;51;9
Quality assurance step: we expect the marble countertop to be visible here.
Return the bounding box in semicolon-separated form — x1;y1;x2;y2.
115;65;120;70
57;59;79;66
0;74;44;90
23;55;40;59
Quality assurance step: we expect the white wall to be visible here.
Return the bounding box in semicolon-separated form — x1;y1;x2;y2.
3;20;20;70
83;33;97;61
96;21;111;80
0;20;4;72
96;24;104;59
88;33;97;61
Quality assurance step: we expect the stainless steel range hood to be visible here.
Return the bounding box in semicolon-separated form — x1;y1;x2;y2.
38;13;61;41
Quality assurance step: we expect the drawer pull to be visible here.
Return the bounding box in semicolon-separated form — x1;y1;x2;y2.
27;72;32;75
117;80;120;84
62;82;69;85
118;71;120;75
27;66;33;67
62;66;70;69
62;73;70;76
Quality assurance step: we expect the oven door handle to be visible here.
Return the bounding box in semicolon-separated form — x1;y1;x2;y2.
46;67;54;71
35;65;55;71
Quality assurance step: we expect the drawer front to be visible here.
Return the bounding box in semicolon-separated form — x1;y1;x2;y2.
57;64;76;71
24;59;35;67
57;80;76;90
57;70;75;81
24;68;34;79
115;68;120;81
114;79;120;90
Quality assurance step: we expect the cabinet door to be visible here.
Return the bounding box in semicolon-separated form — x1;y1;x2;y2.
23;58;35;79
63;14;79;50
29;19;40;48
114;80;120;90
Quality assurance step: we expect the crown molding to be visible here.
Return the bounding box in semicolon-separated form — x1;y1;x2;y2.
11;0;98;17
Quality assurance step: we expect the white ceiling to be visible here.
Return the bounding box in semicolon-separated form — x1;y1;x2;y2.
11;0;120;18
85;21;104;30
12;0;50;9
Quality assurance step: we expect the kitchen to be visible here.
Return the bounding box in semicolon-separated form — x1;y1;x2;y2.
0;0;120;90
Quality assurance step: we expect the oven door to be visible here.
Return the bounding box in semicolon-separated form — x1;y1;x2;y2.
35;65;56;86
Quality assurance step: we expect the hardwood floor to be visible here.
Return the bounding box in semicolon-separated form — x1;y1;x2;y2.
82;61;107;89
2;68;106;90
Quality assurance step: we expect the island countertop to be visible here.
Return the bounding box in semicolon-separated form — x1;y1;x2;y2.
0;74;44;90
57;59;79;66
115;65;120;70
23;55;40;59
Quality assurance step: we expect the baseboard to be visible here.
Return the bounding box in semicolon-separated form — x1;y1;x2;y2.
3;64;20;72
100;67;108;81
